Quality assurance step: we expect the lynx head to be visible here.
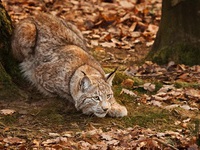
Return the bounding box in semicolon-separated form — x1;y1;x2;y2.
70;66;117;117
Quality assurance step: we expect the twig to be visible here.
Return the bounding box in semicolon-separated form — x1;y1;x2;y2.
153;138;179;150
6;126;32;132
0;122;6;128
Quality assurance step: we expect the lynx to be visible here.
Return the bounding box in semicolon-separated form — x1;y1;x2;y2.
11;13;127;118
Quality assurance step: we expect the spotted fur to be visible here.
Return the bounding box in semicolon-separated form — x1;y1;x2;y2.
11;13;127;117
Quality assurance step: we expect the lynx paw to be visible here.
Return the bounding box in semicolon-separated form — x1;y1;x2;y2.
108;104;127;117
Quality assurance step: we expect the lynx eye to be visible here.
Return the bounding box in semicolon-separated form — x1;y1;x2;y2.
107;94;112;99
93;96;100;101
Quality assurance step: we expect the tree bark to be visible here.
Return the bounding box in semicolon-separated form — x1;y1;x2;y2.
0;1;26;100
146;0;200;65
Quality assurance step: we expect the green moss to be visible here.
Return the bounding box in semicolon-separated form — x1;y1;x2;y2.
0;63;12;84
0;5;13;37
36;103;66;124
0;114;19;125
175;81;200;89
113;72;128;85
124;107;174;130
0;2;13;66
104;68;128;85
147;43;200;66
0;63;26;101
0;3;25;100
134;87;147;94
132;77;144;86
192;119;200;146
113;86;137;104
153;81;163;93
112;80;177;131
48;113;64;124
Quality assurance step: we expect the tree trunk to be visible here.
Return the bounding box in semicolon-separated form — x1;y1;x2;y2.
0;1;26;100
146;0;200;65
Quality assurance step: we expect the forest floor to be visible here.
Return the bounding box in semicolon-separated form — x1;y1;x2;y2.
0;0;200;149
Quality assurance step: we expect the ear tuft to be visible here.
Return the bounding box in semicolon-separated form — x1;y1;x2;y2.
80;75;91;92
106;67;118;86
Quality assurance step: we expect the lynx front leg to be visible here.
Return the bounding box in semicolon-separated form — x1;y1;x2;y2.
108;100;127;117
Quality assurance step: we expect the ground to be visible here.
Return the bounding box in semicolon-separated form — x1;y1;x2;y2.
0;0;200;149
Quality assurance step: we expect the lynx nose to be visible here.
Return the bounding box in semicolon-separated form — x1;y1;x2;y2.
101;101;110;112
102;107;109;111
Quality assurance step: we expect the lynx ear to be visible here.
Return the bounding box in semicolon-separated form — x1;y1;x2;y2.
80;75;91;92
106;67;118;86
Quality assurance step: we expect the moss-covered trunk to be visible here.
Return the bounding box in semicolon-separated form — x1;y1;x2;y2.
0;1;25;100
146;0;200;65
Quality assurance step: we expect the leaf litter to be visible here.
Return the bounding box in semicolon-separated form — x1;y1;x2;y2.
1;0;200;149
1;125;196;149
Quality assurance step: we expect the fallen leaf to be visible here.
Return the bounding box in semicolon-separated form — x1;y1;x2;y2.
62;131;73;137
130;31;141;38
119;1;134;9
42;138;59;146
32;139;40;147
101;133;112;141
187;144;199;150
100;42;115;48
79;141;91;147
150;100;162;107
180;105;198;111
4;137;26;144
147;24;159;34
107;139;119;145
181;123;187;128
146;41;154;47
164;104;179;110
0;109;16;115
182;118;191;123
49;133;60;137
143;83;156;92
185;89;200;99
90;40;99;46
121;78;134;88
129;22;137;32
174;121;181;125
120;88;137;97
157;85;175;93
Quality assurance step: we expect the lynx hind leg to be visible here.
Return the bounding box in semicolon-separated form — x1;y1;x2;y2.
12;20;37;62
60;19;87;51
108;101;128;117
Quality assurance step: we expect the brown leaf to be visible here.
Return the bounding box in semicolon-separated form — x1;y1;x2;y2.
185;89;200;99
32;139;40;147
129;22;137;32
100;42;115;48
121;78;134;88
180;104;198;111
120;88;137;97
187;144;199;150
150;100;162;107
103;33;112;41
147;24;159;34
164;104;179;110
0;109;16;115
146;41;154;47
101;133;112;141
143;83;156;92
130;31;141;38
4;137;26;145
137;21;147;31
119;1;134;9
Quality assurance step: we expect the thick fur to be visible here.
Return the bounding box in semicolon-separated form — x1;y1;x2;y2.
11;13;127;117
